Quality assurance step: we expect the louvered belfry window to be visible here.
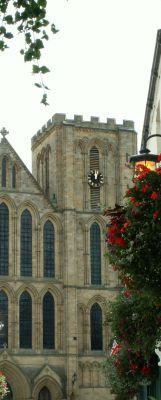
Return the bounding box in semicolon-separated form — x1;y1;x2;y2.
20;209;32;276
90;303;103;350
90;223;101;284
0;291;8;348
90;147;100;209
19;291;32;348
0;203;9;275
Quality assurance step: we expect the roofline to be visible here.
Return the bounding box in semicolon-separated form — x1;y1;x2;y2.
141;29;161;149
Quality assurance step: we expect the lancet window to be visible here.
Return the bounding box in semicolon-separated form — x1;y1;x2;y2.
0;203;9;275
90;223;101;284
20;209;32;276
43;292;55;349
19;291;32;348
90;303;103;350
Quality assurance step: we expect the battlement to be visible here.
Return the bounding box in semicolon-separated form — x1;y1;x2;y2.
31;113;135;146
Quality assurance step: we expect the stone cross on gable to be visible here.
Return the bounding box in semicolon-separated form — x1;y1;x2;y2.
0;127;9;138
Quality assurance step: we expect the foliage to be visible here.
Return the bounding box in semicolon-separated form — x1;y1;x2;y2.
105;164;161;292
102;161;161;399
106;290;161;356
0;0;59;104
102;343;158;400
0;371;8;399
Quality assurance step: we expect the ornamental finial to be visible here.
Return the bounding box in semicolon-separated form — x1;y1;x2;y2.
0;127;9;139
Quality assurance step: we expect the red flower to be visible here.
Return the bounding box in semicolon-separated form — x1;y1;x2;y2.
157;154;161;162
134;201;140;207
141;365;152;376
153;210;159;219
124;290;131;298
130;364;138;374
126;189;132;195
151;191;159;200
115;237;127;247
110;342;122;356
130;197;136;203
141;184;150;193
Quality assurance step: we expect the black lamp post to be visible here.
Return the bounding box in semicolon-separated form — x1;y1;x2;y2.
130;134;161;170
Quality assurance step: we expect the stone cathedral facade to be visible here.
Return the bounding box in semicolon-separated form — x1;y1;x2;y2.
0;114;136;400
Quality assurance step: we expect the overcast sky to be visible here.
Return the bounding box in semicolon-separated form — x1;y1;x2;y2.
0;0;161;170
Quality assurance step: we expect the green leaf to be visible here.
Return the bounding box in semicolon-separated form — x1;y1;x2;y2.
20;49;24;55
34;38;44;50
51;23;59;34
34;83;42;88
32;64;40;74
4;15;14;24
0;26;6;35
4;32;13;39
38;0;47;7
40;65;50;74
25;32;31;44
41;93;49;106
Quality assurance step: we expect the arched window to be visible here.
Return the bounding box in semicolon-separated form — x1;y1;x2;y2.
0;291;8;348
45;153;49;195
20;209;32;276
90;223;101;284
0;203;9;275
43;221;55;277
19;291;32;348
43;292;55;349
38;387;51;400
90;303;103;350
12;165;16;188
2;157;7;187
90;147;100;209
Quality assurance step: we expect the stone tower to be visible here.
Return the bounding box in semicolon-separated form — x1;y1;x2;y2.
0;115;137;400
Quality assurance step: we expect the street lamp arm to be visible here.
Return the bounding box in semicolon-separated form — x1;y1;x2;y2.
146;133;161;142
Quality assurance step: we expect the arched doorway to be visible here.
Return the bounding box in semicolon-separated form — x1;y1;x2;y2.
38;386;51;400
3;382;13;400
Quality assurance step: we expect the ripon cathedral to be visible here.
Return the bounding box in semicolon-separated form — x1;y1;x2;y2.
0;114;136;400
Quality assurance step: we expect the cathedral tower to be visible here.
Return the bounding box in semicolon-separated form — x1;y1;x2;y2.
0;115;136;400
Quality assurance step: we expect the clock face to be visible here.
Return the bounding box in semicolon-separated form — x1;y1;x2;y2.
88;170;104;187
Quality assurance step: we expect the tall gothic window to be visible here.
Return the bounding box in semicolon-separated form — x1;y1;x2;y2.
90;223;101;284
0;291;8;348
43;221;55;277
2;157;7;187
19;291;32;348
45;153;49;195
0;203;9;275
12;165;16;188
90;303;103;350
43;292;55;349
38;387;51;400
90;147;100;209
20;209;32;276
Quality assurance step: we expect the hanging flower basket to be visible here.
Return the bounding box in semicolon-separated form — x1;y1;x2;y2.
0;372;8;399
